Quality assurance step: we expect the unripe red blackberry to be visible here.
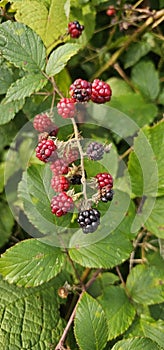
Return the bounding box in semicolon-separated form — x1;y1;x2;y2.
106;6;116;16
57;98;76;119
51;192;74;217
63;147;79;164
91;79;112;104
70;78;92;102
77;208;100;233
86;142;104;161
33;113;58;136
50;159;69;176
51;175;70;192
35;139;57;163
95;172;113;189
68;20;84;38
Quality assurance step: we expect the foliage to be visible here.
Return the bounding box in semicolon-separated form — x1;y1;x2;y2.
0;1;164;349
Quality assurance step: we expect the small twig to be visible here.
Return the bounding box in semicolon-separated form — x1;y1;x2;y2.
115;266;126;287
119;147;133;160
93;9;164;78
114;63;138;92
55;268;102;350
71;118;88;203
129;229;145;270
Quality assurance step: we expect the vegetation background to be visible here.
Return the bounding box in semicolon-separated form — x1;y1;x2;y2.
0;0;163;349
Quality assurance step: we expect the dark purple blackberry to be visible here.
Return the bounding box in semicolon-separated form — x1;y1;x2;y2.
101;189;114;202
77;208;100;233
70;170;87;185
86;141;104;161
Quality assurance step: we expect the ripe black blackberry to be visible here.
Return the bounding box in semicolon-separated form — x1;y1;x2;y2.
86;142;104;161
77;208;100;233
101;188;114;202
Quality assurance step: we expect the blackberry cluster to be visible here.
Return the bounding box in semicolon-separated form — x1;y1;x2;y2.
68;21;84;38
95;172;114;203
77;208;100;233
87;142;104;161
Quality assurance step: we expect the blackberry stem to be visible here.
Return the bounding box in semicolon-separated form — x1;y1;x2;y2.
71;117;88;203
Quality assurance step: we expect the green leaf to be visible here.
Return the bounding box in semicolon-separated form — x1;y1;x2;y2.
141;316;164;349
107;77;132;96
123;40;151;69
98;286;136;340
74;292;108;350
46;43;81;76
5;74;47;102
128;120;164;197
158;87;164;105
13;0;69;52
0;21;46;72
0;275;65;349
109;93;157;128
0;66;14;94
144;197;164;238
18;165;73;243
0;98;24;125
126;265;164;305
0;201;14;248
131;60;160;100
111;337;161;350
69;229;132;269
0;238;65;287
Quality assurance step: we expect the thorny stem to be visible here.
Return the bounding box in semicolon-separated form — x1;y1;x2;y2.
71;117;88;203
119;147;133;160
129;229;146;270
55;268;102;350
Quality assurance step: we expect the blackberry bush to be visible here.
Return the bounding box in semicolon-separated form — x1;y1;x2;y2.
33;113;58;136
57;98;76;119
51;175;70;192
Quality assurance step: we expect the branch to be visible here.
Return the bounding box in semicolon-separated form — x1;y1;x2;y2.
93;9;164;78
54;268;102;350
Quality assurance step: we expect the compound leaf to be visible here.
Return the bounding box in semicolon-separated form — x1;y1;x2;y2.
126;264;164;305
46;43;81;76
131;60;160;100
69;229;132;269
98;286;136;340
111;337;161;350
128;120;164;197
0;21;46;71
5;74;47;102
0;238;65;287
74;292;108;350
0;98;25;125
141;316;164;348
13;0;69;52
0;275;65;349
